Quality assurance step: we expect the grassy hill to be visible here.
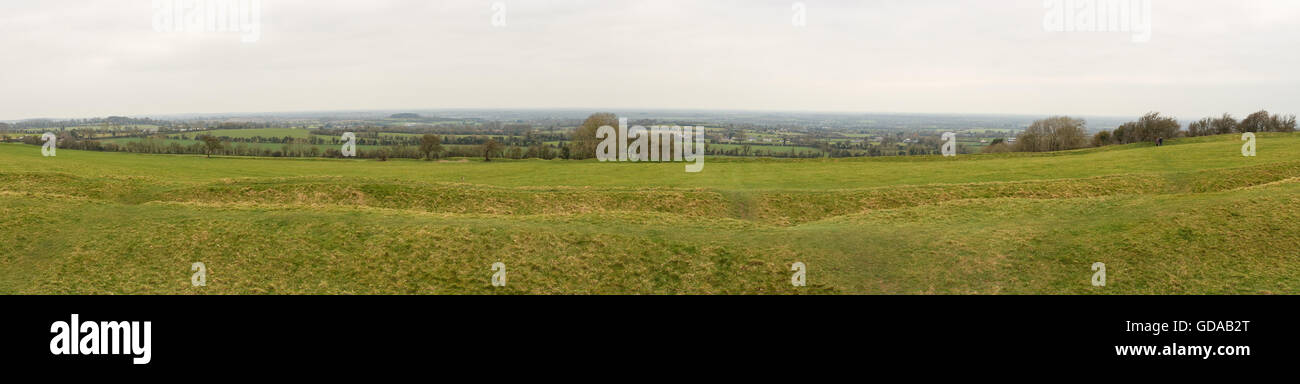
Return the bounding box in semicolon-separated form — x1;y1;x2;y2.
2;133;1299;294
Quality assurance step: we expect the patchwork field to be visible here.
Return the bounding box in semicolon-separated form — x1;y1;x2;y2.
167;127;315;139
2;133;1298;294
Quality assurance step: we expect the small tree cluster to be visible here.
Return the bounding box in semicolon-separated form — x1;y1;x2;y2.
1112;112;1180;144
1187;113;1239;137
1014;116;1088;152
1091;112;1179;146
569;113;618;160
1186;110;1295;137
1236;110;1296;133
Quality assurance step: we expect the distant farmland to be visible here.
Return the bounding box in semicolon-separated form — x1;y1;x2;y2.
167;127;315;139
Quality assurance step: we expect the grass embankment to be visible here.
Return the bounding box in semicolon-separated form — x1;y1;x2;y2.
1;133;1298;294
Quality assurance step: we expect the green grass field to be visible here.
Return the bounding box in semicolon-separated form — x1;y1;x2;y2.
2;133;1298;294
168;127;314;139
708;143;825;155
103;137;390;153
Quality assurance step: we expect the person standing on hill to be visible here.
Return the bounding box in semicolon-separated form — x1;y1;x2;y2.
1156;137;1163;147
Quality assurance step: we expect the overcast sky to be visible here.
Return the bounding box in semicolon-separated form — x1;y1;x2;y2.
2;0;1298;120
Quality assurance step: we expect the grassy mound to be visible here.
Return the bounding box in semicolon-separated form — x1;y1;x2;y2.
2;133;1298;294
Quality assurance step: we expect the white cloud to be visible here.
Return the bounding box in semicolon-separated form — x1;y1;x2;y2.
1;0;1298;120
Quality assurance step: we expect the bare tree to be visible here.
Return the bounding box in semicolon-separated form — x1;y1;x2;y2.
482;138;504;162
1273;113;1297;132
199;135;223;158
1239;110;1272;133
1211;113;1238;134
1188;118;1212;137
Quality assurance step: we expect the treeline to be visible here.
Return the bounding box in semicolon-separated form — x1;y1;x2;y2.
168;128;565;150
5;116;169;130
316;122;568;140
30;133;569;161
1095;110;1294;146
1185;111;1297;137
985;109;1296;154
313;128;567;146
26;111;1294;160
704;146;825;158
569;113;970;159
